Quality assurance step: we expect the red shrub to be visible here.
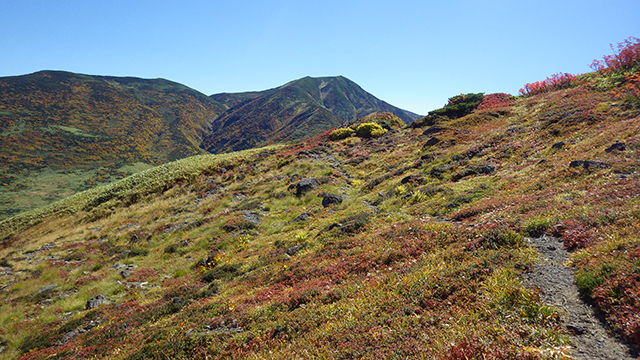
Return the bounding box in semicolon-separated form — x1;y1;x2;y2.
519;73;578;96
127;267;158;282
592;271;640;344
590;37;640;72
477;93;515;110
555;219;598;250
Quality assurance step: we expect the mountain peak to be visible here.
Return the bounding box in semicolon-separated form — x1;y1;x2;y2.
205;76;419;153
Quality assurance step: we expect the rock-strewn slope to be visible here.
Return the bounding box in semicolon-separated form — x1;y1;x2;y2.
1;56;639;359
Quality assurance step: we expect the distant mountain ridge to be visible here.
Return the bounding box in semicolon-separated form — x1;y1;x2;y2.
204;76;420;153
0;71;419;218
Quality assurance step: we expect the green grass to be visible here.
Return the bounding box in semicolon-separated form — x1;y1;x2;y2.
0;145;282;241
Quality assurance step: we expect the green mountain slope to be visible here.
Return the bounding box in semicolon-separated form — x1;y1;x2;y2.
203;76;420;153
0;71;226;219
0;56;639;359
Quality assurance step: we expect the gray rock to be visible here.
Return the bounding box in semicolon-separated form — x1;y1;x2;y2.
286;245;303;256
322;194;343;208
39;242;56;252
552;141;566;149
478;164;496;174
506;125;524;134
296;178;320;196
566;324;586;335
125;282;148;289
293;213;309;222
38;284;57;293
85;294;107;310
422;126;442;136
569;160;609;169
241;210;261;224
424;137;440;146
109;263;136;271
120;270;132;279
605;141;625;152
400;174;425;185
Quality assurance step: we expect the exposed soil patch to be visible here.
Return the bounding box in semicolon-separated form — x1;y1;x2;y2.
524;235;638;359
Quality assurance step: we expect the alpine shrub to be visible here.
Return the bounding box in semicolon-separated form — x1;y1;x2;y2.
355;122;387;138
519;72;577;96
329;127;355;140
432;93;484;117
590;36;640;72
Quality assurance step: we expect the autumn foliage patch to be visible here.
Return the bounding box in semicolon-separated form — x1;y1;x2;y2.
590;36;640;72
477;93;515;110
519;72;578;96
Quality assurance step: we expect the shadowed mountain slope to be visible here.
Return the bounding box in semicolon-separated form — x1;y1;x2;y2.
203;76;420;153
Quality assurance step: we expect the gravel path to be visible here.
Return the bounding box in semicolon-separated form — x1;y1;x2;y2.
524;235;638;360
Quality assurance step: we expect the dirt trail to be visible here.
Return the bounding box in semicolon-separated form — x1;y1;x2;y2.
524;235;638;360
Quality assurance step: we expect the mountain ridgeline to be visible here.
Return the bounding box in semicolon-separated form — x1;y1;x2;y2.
204;76;420;153
0;71;417;219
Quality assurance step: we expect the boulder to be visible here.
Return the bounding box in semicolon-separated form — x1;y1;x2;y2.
423;137;440;147
400;174;425;185
478;164;496;174
551;141;565;149
293;213;310;222
569;160;584;168
38;284;57;293
286;244;303;256
327;223;343;231
322;194;343;208
422;126;442;136
86;294;107;310
241;210;261;224
569;160;609;169
605;141;625;152
295;178;320;196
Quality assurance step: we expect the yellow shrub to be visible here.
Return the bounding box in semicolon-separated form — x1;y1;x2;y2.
329;127;355;140
355;122;387;138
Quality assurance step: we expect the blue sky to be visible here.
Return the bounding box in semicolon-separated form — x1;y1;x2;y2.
1;0;639;115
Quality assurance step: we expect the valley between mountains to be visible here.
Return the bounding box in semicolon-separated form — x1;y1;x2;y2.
0;40;640;359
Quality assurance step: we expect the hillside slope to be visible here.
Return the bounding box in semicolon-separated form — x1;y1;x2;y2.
0;71;226;219
203;76;420;153
0;72;417;220
0;56;638;359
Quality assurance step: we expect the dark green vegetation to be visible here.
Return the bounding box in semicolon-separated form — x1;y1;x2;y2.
203;76;419;153
0;48;639;358
0;72;416;220
411;93;486;128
